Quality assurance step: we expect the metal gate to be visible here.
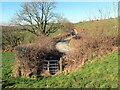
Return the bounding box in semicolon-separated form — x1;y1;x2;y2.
43;60;60;74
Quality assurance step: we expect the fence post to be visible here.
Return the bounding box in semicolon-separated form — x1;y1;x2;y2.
59;58;62;71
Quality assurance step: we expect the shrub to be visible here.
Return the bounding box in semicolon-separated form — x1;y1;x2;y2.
12;35;62;77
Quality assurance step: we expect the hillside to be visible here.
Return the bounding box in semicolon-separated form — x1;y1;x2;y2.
2;18;118;51
2;52;118;88
2;18;118;89
1;1;119;89
75;18;118;38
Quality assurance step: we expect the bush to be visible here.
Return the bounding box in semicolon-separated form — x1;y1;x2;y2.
12;35;62;77
61;34;118;73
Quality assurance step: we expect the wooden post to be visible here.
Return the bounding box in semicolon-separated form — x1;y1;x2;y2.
47;61;50;72
59;58;62;71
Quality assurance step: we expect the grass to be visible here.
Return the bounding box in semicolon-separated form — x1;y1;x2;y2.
1;52;118;88
21;31;37;44
75;18;118;37
49;29;63;37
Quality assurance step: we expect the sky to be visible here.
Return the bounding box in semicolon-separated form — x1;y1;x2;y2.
0;1;118;25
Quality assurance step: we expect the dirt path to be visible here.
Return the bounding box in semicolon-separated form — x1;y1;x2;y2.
55;36;74;53
55;27;80;53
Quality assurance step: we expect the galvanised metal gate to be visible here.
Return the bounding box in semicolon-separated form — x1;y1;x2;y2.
43;60;60;74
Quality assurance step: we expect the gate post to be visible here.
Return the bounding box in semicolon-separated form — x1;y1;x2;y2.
59;58;62;71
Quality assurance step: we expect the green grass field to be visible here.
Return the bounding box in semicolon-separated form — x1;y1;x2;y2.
76;18;118;37
1;52;118;88
49;29;63;37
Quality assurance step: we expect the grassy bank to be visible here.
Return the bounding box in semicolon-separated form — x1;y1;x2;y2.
76;18;118;37
2;52;118;88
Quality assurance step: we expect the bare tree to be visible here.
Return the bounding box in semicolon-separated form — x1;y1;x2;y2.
15;2;57;36
113;0;118;17
98;7;111;20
